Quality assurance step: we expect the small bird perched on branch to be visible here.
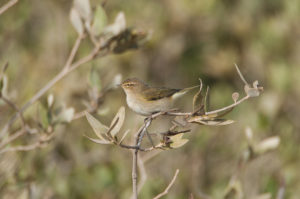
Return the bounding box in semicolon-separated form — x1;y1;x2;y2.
121;78;198;116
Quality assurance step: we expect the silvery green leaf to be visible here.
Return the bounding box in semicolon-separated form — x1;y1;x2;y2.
47;94;54;108
84;135;111;144
103;12;126;36
70;8;84;35
109;106;125;137
85;112;109;140
109;74;122;89
170;133;189;148
91;5;107;36
255;136;280;154
74;0;92;22
55;107;74;123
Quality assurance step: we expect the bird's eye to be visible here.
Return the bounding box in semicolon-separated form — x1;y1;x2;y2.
125;83;135;87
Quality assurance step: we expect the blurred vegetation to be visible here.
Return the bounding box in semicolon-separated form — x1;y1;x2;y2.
0;0;300;198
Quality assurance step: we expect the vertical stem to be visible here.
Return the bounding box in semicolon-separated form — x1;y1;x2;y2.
132;149;138;199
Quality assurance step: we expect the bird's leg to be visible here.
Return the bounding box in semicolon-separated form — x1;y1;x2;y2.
146;129;155;148
143;116;155;147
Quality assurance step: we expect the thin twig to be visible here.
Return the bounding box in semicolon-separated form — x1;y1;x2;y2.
0;133;53;154
205;95;249;115
234;63;248;85
0;0;18;16
0;128;26;149
64;35;84;70
0;35;111;137
153;169;180;199
1;95;26;128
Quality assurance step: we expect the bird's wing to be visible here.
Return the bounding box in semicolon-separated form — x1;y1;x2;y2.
143;87;181;101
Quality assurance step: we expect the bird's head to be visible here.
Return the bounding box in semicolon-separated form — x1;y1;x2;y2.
121;78;147;94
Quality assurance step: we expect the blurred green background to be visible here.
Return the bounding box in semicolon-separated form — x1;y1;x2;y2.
1;0;300;198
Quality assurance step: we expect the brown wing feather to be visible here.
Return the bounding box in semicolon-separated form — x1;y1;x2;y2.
143;87;181;101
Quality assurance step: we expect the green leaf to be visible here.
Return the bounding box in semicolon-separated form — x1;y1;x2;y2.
38;103;50;129
89;66;101;91
0;75;8;97
91;5;107;36
85;112;108;140
169;133;189;148
70;8;84;35
109;106;125;137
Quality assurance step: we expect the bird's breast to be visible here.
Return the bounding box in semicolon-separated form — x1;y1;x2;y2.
126;93;172;116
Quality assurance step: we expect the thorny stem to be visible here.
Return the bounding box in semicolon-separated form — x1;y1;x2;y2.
0;0;18;15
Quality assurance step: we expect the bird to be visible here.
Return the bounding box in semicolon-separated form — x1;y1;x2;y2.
121;78;198;116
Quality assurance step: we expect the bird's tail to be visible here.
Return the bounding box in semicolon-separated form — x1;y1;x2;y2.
172;85;199;100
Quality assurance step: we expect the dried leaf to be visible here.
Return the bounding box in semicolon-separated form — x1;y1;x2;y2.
193;78;203;112
170;133;189;148
84;135;111;144
119;129;130;144
232;92;239;103
109;106;125;137
70;8;84;35
103;12;126;36
245;85;260;97
85;112;109;140
253;193;272;199
74;0;92;22
253;80;259;89
255;136;280;154
91;5;107;36
191;118;235;126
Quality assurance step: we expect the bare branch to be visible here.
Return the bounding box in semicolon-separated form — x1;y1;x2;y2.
0;133;53;154
153;169;180;199
0;0;18;16
64;34;84;70
0;35;109;137
1;95;26;128
205;95;250;115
